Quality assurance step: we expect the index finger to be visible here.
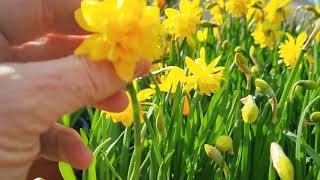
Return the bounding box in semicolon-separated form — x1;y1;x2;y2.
0;0;87;45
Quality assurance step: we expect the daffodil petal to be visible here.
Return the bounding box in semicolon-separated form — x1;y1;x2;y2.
137;89;156;102
114;60;136;81
296;31;307;47
185;57;203;76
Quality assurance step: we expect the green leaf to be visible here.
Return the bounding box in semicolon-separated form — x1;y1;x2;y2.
58;162;76;180
61;114;71;127
88;138;112;180
284;130;320;167
80;128;89;146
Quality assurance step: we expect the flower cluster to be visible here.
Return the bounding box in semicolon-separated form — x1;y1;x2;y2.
163;0;202;40
74;0;162;81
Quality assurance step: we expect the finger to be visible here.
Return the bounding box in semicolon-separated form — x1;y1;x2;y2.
10;34;85;62
94;90;129;112
135;60;153;77
0;0;86;45
27;158;62;180
39;123;92;169
0;57;150;134
0;33;11;62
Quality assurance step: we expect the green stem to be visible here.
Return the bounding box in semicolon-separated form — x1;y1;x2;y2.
127;84;142;180
277;50;306;117
295;95;320;180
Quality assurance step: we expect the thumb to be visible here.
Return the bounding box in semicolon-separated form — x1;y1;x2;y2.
0;56;149;134
39;123;92;170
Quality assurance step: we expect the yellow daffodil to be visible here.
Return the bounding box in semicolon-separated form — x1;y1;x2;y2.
74;0;162;81
264;0;291;25
279;32;307;68
210;5;224;26
197;29;208;42
270;142;294;180
252;20;281;48
163;0;202;39
185;47;224;96
246;0;265;22
226;0;251;17
156;67;186;93
214;28;222;40
105;89;155;127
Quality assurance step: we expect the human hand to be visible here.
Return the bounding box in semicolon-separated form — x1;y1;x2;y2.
0;0;150;179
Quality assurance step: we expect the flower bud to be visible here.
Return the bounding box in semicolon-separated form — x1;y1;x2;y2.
251;66;258;74
241;95;259;124
204;144;223;165
221;40;229;50
156;111;164;132
183;96;190;116
249;46;262;72
235;53;250;74
215;135;234;154
234;46;243;53
304;4;316;11
270;142;294;180
310;112;320;123
297;80;319;90
255;78;274;97
249;46;257;59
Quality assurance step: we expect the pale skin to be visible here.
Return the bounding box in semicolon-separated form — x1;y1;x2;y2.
0;0;150;179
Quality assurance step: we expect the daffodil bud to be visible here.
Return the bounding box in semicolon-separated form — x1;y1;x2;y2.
204;144;223;165
251;66;258;74
215;135;234;155
310;112;320;123
241;95;259;124
249;46;257;59
235;53;250;74
221;40;229;50
156;111;164;132
249;45;262;72
297;80;319;90
234;46;243;53
255;78;274;97
270;142;294;180
304;4;315;11
183;96;190;116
